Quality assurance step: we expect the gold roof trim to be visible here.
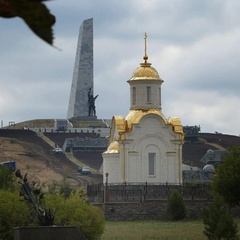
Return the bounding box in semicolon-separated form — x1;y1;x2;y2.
168;117;184;141
103;140;119;154
113;116;127;133
108;116;127;143
125;109;168;131
104;112;184;155
125;110;184;140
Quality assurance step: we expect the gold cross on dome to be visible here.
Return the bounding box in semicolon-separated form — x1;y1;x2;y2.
143;32;148;63
144;32;148;56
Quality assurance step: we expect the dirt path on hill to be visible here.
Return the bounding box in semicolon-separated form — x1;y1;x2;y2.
0;137;102;189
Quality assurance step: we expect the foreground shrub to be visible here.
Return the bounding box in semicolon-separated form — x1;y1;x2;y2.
0;165;17;190
45;190;105;240
0;190;34;240
167;189;186;221
212;146;240;207
203;194;239;240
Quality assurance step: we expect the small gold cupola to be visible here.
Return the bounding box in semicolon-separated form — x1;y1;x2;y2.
127;33;164;110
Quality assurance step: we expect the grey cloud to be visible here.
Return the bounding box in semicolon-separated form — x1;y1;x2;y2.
1;0;240;135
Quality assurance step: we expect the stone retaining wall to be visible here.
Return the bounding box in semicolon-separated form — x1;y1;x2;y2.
95;200;211;221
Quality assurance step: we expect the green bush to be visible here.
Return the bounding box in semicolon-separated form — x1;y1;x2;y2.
212;146;240;207
203;194;239;240
167;189;186;221
0;165;17;190
0;190;34;240
47;177;73;199
47;177;88;200
44;190;105;240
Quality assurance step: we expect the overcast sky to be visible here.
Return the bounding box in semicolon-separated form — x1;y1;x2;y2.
0;0;240;135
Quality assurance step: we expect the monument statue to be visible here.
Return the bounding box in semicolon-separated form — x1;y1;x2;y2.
67;18;94;119
88;87;98;116
200;149;225;166
15;170;54;226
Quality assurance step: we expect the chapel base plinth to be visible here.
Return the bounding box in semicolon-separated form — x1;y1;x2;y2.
14;226;85;240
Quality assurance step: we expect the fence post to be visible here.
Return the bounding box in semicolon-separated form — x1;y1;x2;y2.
104;173;109;202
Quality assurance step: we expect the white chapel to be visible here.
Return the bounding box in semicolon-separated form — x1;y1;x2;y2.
102;35;184;184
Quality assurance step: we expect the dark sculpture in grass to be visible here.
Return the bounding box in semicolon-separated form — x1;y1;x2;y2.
15;170;54;226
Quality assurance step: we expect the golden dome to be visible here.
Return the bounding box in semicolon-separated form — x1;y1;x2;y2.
129;33;163;81
129;56;163;82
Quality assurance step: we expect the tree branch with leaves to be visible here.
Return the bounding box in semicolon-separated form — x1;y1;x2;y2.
0;0;55;45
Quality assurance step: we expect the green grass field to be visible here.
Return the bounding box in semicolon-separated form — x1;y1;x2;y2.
101;220;240;240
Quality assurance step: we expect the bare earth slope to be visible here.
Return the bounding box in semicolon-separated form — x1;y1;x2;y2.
1;129;240;187
0;130;102;188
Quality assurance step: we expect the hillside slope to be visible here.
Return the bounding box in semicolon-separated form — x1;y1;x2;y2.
0;130;102;188
1;129;240;186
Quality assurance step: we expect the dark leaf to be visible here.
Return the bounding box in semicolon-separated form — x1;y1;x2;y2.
1;0;55;45
0;0;16;18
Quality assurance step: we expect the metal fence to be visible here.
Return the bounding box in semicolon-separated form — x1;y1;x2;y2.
87;182;212;203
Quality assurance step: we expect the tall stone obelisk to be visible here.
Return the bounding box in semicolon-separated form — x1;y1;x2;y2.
67;18;96;119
